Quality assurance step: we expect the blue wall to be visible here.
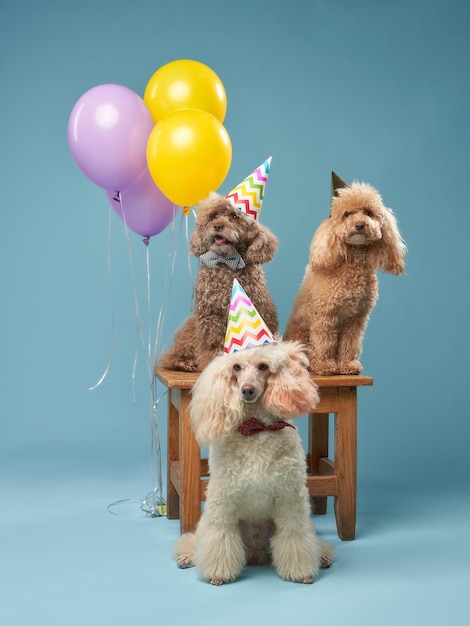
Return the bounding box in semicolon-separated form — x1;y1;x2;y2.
2;0;469;494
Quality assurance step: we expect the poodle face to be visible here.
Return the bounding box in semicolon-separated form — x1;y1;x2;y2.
329;183;389;247
189;341;319;445
190;193;260;257
232;361;271;403
308;181;407;275
332;203;383;246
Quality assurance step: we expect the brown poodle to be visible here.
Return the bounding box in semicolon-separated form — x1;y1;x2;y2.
159;193;279;372
285;181;406;375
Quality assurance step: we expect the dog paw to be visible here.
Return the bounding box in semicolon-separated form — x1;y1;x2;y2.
311;359;338;375
176;554;194;569
299;574;314;584
338;359;362;375
279;571;315;584
209;577;225;586
320;554;333;568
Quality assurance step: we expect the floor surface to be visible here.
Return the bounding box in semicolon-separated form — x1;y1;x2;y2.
1;462;469;626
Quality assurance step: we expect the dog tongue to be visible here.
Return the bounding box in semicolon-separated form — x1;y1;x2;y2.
215;235;226;245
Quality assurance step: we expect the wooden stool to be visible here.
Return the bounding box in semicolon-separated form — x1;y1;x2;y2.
155;368;373;541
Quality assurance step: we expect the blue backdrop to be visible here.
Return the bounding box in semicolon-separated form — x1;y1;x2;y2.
3;0;468;488
1;2;469;623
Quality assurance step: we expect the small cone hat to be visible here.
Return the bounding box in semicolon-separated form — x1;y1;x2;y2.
225;157;271;221
224;279;275;354
331;171;350;198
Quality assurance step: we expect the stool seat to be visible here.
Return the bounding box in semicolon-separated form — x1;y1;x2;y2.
155;367;373;541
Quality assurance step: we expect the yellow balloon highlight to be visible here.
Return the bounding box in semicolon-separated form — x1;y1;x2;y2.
144;59;227;124
146;108;232;208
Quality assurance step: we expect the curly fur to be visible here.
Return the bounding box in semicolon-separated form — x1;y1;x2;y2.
285;182;407;375
174;341;335;585
158;193;279;372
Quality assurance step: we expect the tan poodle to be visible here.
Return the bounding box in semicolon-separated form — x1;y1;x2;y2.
174;340;335;584
285;181;407;375
158;193;279;372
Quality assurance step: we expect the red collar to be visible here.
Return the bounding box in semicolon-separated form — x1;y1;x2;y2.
237;417;296;437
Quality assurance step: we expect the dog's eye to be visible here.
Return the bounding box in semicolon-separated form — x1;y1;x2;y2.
210;212;219;221
258;363;268;371
364;209;373;217
343;211;351;218
233;364;241;372
231;212;239;220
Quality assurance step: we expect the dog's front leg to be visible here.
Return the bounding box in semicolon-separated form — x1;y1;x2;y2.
309;317;341;375
194;504;246;585
194;315;226;371
336;314;368;374
270;491;323;583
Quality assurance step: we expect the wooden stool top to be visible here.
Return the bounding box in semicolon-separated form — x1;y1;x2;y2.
155;367;373;390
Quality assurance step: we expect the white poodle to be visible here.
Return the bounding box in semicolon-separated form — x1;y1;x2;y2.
174;340;335;585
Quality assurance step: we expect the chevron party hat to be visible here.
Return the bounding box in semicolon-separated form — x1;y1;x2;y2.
224;278;276;354
224;157;271;221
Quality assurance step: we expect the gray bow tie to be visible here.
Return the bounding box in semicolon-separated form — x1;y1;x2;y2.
200;250;246;270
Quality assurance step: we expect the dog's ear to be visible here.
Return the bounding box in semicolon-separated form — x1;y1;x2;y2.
190;224;207;257
189;356;244;445
309;218;345;270
261;342;320;417
377;207;407;274
241;222;279;264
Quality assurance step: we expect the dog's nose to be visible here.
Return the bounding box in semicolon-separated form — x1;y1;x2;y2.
355;222;365;232
214;223;223;231
241;385;256;401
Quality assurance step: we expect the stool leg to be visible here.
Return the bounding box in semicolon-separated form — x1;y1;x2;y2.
308;412;329;515
166;391;180;520
179;389;202;533
334;387;357;540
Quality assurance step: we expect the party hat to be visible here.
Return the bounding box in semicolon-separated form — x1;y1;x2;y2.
225;157;272;221
331;171;350;198
224;279;275;354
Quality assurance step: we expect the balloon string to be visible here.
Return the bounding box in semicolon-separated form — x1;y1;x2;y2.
144;239;162;507
152;206;195;359
104;202;196;518
144;212;188;516
88;315;114;391
107;390;168;517
116;193;149;404
146;243;152;367
108;201;192;517
89;205;115;391
146;210;194;514
186;207;197;311
152;210;178;365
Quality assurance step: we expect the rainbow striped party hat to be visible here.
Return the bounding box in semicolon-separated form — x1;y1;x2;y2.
224;157;272;221
224;279;276;354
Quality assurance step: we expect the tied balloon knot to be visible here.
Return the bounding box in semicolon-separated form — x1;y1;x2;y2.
142;236;150;246
183;206;191;215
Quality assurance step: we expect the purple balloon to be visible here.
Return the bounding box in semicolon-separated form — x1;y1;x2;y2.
68;84;154;191
106;168;180;241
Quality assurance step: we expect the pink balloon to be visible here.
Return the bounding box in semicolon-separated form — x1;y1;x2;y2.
68;84;154;191
106;169;180;241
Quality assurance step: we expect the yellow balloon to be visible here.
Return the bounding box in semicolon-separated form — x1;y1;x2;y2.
144;59;227;124
146;108;232;207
